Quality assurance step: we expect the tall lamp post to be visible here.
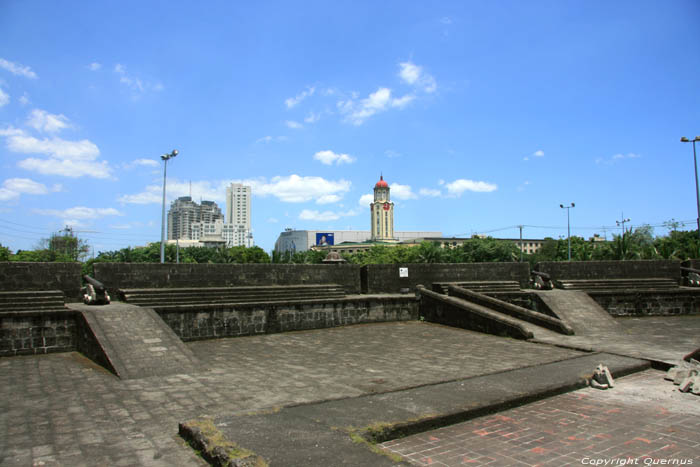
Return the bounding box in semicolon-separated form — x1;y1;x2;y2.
160;149;179;264
681;136;700;238
560;202;575;261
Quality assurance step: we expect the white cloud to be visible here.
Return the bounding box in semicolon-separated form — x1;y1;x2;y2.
256;135;287;144
18;93;29;106
419;188;442;197
34;207;123;224
27;109;72;133
0;58;38;79
285;87;315;108
114;63;162;95
385;149;401;158
338;87;414;125
398;61;436;93
285;120;303;129
390;183;417;200
304;112;321;124
7;133;99;160
0;88;8;107
132;158;158;167
359;193;373;206
121;158;159;170
313;150;356;166
88;62;101;71
317;194;341;204
0;126;24;137
391;94;415;109
533;150;545;157
0;178;49;201
120;175;352;206
1;128;112;179
298;208;359;222
255;175;351;203
596;153;641;165
267;217;279;223
445;179;498;196
18;158;112;179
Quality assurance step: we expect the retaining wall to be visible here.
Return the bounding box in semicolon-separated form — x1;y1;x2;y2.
361;262;530;294
0;310;77;356
0;262;82;299
588;289;700;316
93;263;362;296
156;295;418;341
535;260;681;282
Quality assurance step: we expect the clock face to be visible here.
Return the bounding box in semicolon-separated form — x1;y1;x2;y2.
383;203;390;211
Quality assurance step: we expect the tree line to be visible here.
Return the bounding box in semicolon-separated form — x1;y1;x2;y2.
1;225;698;273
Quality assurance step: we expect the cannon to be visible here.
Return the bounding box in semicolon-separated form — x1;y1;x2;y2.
680;266;700;287
530;270;553;290
82;274;110;305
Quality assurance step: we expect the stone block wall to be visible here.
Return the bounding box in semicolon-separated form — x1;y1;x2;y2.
0;262;82;299
156;296;418;341
535;260;681;283
92;263;361;296
361;262;530;294
0;311;77;356
588;290;700;316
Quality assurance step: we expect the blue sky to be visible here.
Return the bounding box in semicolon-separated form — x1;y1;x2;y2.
1;1;699;255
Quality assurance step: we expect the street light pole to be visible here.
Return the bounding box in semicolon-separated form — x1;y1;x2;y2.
160;149;179;263
560;203;575;261
681;136;700;238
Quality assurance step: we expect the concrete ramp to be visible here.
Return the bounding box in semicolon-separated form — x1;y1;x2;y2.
69;302;202;380
534;289;619;335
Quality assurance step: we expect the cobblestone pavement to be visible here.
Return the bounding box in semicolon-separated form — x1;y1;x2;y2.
532;315;700;364
380;369;700;466
0;322;583;466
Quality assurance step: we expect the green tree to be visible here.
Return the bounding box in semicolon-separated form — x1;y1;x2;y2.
0;243;10;261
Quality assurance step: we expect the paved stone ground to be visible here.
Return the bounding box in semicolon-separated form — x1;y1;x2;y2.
532;315;700;364
0;322;583;466
380;369;700;466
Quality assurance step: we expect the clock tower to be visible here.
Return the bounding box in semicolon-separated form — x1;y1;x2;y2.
370;175;395;241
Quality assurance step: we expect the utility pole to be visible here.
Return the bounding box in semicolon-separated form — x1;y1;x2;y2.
616;213;631;234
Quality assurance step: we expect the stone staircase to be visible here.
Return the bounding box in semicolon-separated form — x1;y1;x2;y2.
0;290;66;313
119;284;347;308
555;278;678;291
432;281;521;295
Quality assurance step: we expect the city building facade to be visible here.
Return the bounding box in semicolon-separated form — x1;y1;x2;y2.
167;196;223;241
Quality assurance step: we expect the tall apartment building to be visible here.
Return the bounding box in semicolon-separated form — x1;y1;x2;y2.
226;183;252;247
167;196;223;240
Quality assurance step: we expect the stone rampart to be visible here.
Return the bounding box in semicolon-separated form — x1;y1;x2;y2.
0;262;82;299
93;263;361;296
156;295;418;341
361;262;530;294
534;260;681;283
588;289;700;316
0;310;77;356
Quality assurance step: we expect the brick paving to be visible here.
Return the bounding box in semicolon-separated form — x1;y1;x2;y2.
0;322;583;466
380;369;700;466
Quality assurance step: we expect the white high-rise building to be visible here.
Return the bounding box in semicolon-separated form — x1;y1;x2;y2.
226;183;252;247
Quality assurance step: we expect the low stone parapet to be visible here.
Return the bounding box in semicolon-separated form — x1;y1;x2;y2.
155;295;419;341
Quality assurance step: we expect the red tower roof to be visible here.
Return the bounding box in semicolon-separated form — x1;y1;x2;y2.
375;175;388;188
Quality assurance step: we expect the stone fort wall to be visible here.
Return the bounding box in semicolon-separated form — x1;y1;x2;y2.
92;263;362;296
0;262;82;299
534;260;681;282
360;262;530;294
